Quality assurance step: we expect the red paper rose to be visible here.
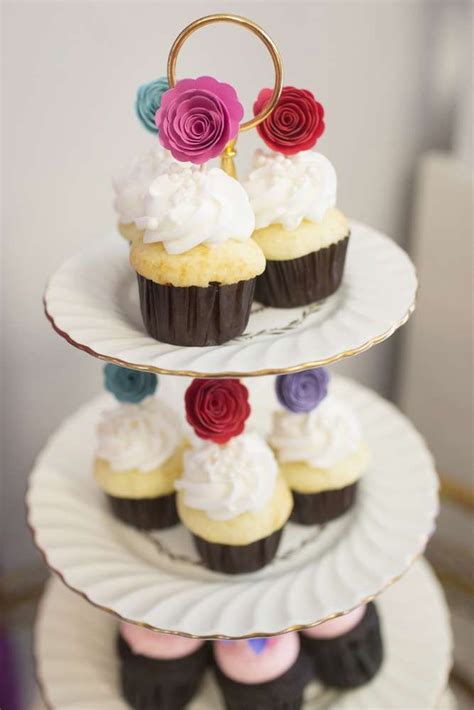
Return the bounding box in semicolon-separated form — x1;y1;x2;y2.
185;379;251;444
253;86;325;155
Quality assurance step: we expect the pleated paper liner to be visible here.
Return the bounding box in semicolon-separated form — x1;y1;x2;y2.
192;528;283;574
137;274;256;346
107;492;179;531
290;482;358;525
255;236;349;308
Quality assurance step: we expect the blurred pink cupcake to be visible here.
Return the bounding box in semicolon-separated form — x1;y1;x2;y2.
213;633;313;710
301;602;383;688
118;622;209;709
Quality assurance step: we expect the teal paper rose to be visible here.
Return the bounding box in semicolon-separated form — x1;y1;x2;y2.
135;77;169;133
104;364;157;403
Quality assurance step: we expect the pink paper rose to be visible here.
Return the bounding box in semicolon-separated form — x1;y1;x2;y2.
156;76;244;164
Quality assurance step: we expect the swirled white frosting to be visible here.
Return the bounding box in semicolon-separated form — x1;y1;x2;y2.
113;147;180;225
175;432;277;521
96;397;180;473
270;395;362;468
244;150;337;230
136;165;255;254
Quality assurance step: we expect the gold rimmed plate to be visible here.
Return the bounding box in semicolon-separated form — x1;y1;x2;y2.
43;222;417;378
35;559;452;709
26;376;438;638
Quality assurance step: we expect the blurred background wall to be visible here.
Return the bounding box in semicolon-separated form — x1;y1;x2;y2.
1;1;472;705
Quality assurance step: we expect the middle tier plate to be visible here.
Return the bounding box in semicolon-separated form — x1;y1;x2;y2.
44;222;417;376
26;376;438;638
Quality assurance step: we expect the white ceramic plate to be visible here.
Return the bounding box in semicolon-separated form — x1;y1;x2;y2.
44;223;417;376
35;559;452;710
27;377;438;638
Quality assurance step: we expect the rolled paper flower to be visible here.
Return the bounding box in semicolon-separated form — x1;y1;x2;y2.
185;379;250;444
156;76;244;164
248;638;270;655
254;86;325;155
276;368;329;413
136;77;169;133
104;364;157;404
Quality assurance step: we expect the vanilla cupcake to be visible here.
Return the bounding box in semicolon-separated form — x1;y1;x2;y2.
175;379;293;573
118;622;209;709
94;365;185;530
301;603;383;688
270;369;369;524
213;634;313;710
113;146;179;243
131;165;265;346
244;150;349;307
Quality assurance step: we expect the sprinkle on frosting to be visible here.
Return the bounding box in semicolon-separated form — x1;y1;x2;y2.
276;368;329;413
175;432;278;521
113;146;182;225
244;150;337;230
136;165;255;254
185;379;250;444
270;395;363;469
104;364;157;404
96;397;180;473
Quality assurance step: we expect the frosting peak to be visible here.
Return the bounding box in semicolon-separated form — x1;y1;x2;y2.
113;146;180;225
244;150;337;230
136;165;255;254
175;432;278;521
270;395;362;468
96;397;180;473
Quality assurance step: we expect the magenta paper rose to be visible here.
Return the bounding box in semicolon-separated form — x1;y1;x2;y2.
155;76;244;164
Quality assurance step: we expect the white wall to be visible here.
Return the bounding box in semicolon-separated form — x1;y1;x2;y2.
0;1;464;572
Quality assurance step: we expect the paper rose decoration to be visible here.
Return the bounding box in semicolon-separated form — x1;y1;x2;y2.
136;77;170;133
253;86;325;155
185;378;250;444
276;368;329;413
156;76;244;164
104;364;157;404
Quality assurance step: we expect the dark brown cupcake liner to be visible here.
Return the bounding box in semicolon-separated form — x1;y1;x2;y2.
107;492;179;531
301;602;383;689
214;648;314;710
290;482;358;525
255;235;349;308
192;528;283;574
137;274;256;346
118;634;210;710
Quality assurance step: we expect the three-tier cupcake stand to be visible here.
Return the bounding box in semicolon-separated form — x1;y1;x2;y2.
27;13;452;709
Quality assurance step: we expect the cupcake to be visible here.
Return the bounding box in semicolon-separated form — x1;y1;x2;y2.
213;634;313;710
130;164;264;346
113;146;179;243
269;369;369;525
175;379;293;573
118;622;209;709
301;602;383;688
244;150;349;308
93;364;185;530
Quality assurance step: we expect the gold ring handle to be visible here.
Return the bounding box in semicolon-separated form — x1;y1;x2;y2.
167;13;283;133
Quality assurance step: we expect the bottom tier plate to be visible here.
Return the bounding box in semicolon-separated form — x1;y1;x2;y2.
35;559;452;710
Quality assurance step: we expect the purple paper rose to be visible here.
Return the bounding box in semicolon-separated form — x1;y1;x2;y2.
155;76;244;164
276;368;329;413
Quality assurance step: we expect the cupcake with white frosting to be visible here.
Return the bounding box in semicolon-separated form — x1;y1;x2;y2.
130;164;265;346
175;379;293;573
113;146;180;243
244;150;350;307
93;365;185;530
269;368;369;524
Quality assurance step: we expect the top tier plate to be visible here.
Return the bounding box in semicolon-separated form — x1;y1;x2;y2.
44;222;417;377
